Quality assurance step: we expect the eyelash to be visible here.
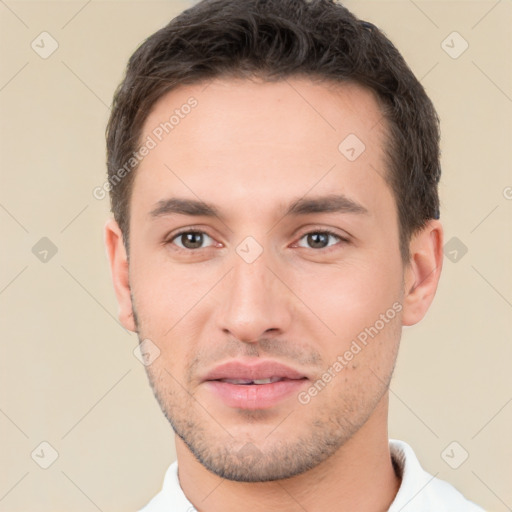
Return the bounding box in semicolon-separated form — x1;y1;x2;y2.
295;229;350;250
167;228;350;252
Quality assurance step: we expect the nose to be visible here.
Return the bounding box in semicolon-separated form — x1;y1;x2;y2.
216;250;293;343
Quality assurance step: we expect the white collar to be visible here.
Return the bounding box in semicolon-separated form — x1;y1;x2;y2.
139;439;484;511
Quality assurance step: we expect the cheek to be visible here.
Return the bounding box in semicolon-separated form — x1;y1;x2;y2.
295;257;402;334
290;257;403;387
130;250;209;328
129;253;219;371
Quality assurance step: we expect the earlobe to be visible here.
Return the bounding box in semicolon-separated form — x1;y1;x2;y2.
401;220;444;327
104;218;137;332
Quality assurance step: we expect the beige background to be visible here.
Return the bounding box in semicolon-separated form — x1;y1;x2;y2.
1;0;511;510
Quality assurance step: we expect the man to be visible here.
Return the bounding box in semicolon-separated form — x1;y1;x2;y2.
104;0;484;510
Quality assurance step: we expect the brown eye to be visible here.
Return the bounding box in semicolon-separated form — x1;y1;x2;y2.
297;231;343;249
172;231;214;250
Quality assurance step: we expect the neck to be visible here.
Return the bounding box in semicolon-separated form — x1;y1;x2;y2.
176;394;400;512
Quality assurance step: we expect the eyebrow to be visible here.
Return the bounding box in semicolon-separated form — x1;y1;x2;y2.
150;198;220;218
286;194;368;216
149;194;369;220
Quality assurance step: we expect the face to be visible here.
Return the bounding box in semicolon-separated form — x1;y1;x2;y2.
111;78;412;481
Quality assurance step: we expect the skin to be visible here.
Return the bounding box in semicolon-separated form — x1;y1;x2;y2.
105;77;443;511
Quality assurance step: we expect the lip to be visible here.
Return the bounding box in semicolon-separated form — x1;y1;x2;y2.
201;359;309;410
202;359;307;382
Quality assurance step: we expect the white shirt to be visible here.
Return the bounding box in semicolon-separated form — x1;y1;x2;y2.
139;439;484;511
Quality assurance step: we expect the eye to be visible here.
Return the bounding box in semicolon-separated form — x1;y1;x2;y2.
171;231;216;250
296;230;346;249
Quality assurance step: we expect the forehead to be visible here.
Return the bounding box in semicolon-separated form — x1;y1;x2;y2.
133;77;391;220
141;77;386;153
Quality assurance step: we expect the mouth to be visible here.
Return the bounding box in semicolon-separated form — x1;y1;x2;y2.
201;360;309;410
215;377;300;385
202;359;308;382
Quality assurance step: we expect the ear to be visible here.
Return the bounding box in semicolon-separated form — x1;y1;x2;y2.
402;219;444;326
104;218;137;332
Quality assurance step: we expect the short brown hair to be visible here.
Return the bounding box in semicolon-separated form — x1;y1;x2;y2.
106;0;441;262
